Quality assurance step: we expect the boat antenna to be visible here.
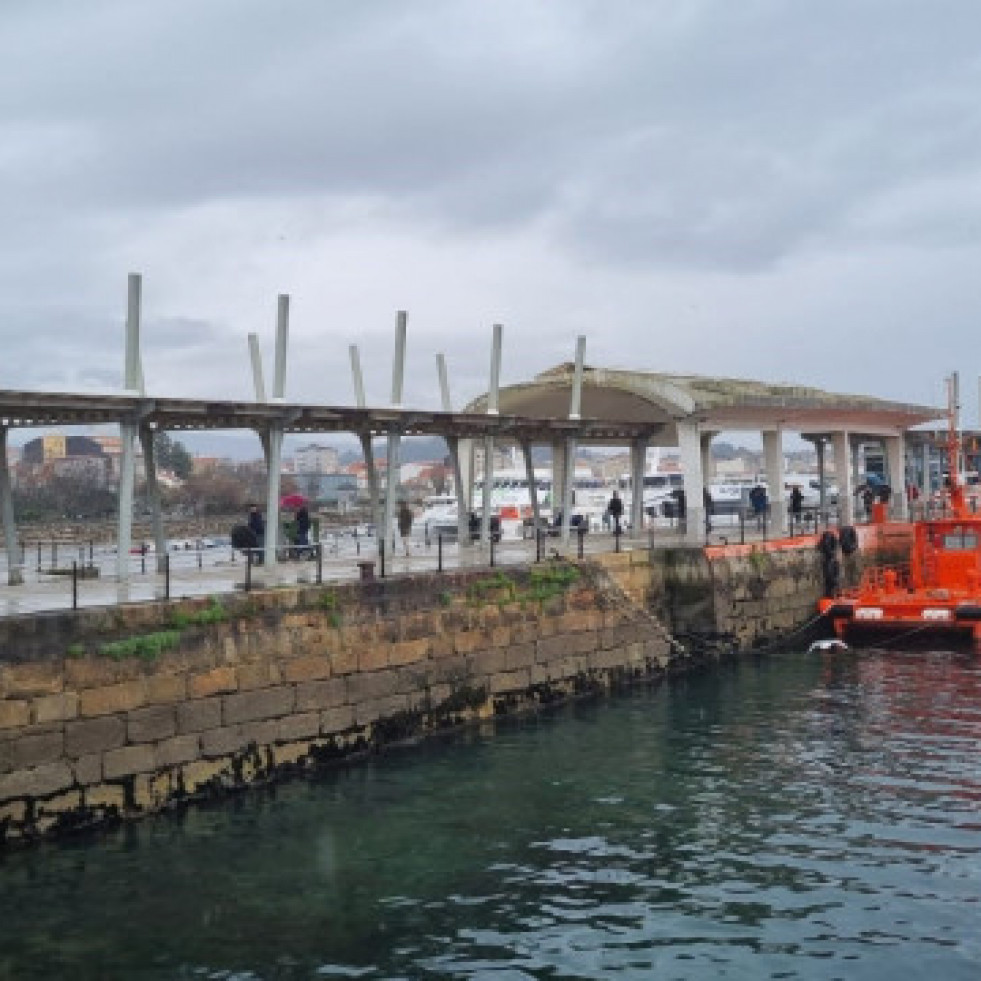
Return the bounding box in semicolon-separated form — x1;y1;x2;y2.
947;372;966;516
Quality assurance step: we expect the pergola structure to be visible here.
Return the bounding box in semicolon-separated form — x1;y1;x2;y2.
0;272;947;587
465;363;944;541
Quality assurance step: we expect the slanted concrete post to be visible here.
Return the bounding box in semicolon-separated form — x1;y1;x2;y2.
763;428;787;536
677;422;704;543
629;438;646;537
117;272;141;581
382;311;407;549
832;431;854;524
885;433;908;520
349;344;382;537
436;353;468;547
457;438;473;544
138;426;168;572
263;294;289;567
481;324;502;546
0;426;23;585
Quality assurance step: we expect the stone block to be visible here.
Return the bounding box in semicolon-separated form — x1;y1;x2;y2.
33;692;79;725
144;674;187;705
79;680;146;718
177;697;222;733
73;753;102;785
488;668;531;695
357;644;389;673
0;729;64;773
0;700;30;730
282;656;333;684
64;657;136;690
200;725;247;758
223;686;294;725
294;677;347;712
155;734;200;768
277;713;320;743
0;761;73;801
237;662;281;690
188;666;238;699
346;670;401;704
2;661;64;697
239;719;279;747
132;771;173;811
271;740;314;767
505;643;536;670
389;638;429;667
127;705;177;743
330;646;358;676
64;715;126;758
103;744;156;780
355;694;408;726
181;757;232;794
85;784;125;811
320;705;356;734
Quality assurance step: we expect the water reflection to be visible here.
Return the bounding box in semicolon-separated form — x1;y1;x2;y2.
1;649;979;979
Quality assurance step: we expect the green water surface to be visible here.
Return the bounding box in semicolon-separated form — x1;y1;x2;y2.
1;648;979;979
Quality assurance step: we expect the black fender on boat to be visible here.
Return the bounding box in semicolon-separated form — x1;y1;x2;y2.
954;605;981;621
823;603;855;619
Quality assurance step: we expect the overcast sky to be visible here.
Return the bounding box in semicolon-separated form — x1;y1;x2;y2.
3;0;980;455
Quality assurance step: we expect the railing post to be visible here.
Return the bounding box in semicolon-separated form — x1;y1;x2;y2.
245;550;252;592
739;509;745;545
536;526;542;563
615;526;621;553
36;542;41;572
379;538;386;578
89;540;94;564
52;542;57;570
577;524;585;559
141;545;146;575
438;533;443;572
164;552;171;601
316;541;323;584
72;560;78;611
490;532;496;568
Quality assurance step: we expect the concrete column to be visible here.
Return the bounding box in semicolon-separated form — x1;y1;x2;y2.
832;431;854;524
630;438;646;536
815;438;827;514
521;442;541;527
561;437;576;544
763;428;787;536
480;435;494;545
885;433;908;520
138;426;168;572
383;430;401;550
457;438;474;544
358;434;383;536
0;426;23;585
677;422;704;543
551;440;566;529
700;432;713;487
263;295;289;567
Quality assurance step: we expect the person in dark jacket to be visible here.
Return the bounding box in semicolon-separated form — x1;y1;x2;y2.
397;501;414;554
789;485;804;524
295;505;311;558
607;490;624;535
247;504;265;564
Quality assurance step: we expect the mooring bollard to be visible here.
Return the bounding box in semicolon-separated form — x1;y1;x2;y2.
72;561;78;611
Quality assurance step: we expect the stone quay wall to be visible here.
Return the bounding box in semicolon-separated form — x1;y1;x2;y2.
0;562;679;845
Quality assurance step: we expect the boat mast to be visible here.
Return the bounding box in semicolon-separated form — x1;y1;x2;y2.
947;372;966;516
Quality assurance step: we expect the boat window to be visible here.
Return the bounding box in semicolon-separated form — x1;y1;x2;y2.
942;531;977;551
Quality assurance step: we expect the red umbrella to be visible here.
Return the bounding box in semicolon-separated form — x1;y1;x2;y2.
279;493;308;509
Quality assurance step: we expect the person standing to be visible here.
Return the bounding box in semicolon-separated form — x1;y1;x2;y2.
703;487;713;532
607;489;624;535
295;505;311;558
397;500;414;555
789;485;803;526
247;504;265;565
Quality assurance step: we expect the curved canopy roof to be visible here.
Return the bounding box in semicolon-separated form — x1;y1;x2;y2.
465;363;944;444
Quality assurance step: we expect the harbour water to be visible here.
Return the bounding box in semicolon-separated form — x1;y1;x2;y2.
1;647;979;979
